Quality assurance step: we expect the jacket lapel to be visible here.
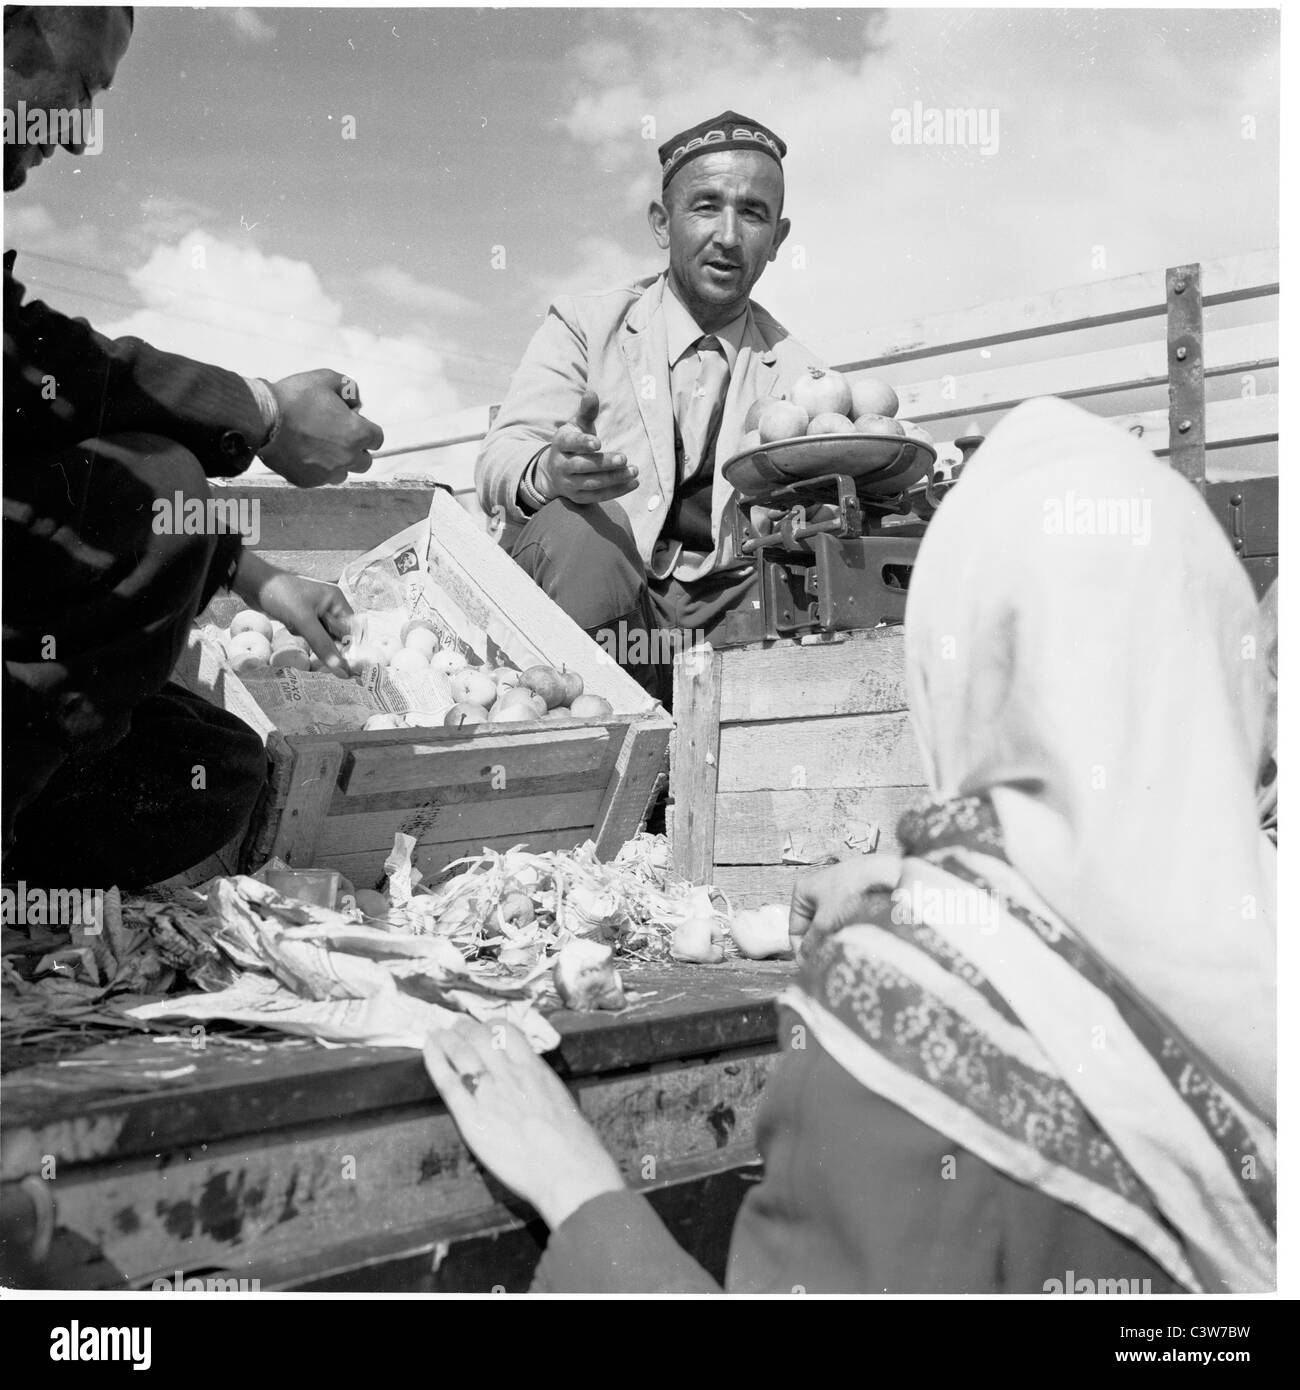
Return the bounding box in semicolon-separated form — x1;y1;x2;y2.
620;276;676;499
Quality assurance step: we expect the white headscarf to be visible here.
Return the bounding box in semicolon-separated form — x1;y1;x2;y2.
904;397;1276;1120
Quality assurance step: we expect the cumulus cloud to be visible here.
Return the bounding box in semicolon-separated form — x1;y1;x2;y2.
549;8;1278;365
362;265;481;319
210;9;277;45
96;230;465;475
539;234;661;301
5;204;108;265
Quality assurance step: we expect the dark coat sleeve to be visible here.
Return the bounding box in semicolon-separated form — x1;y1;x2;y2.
3;254;266;478
530;1190;721;1294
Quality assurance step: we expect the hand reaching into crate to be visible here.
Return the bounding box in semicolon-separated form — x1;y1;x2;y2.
232;551;354;678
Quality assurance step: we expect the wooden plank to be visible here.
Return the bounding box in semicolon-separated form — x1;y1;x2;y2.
892;320;1277;424
315;787;606;858
592;720;672;858
1;965;790;1173
833;249;1278;370
717;627;908;722
266;741;346;867
321;828;599;888
207;478;432;552
32;1051;776;1285
334;764;617;817
284;1150;763;1292
718;712;924;792
713;865;804;912
1106;393;1277;455
424;489;656;714
340;724;618;798
671;644;723;884
712;787;926;864
251;548;363;581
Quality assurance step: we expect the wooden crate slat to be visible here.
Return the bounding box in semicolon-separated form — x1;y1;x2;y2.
38;1050;772;1284
592;720;673;857
897;320;1277;424
316;787;606;858
207;479;432;551
717;712;924;792
712;787;926;865
833;248;1278;371
713;866;805;911
671;645;723;886
717;628;908;722
250;548;366;581
322;828;602;889
340;725;618;798
266;741;347;867
334;764;618;817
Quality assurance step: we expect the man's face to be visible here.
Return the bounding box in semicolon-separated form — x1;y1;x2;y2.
4;8;132;191
649;149;791;331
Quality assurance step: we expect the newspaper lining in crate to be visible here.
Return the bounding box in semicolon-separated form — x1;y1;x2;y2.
338;513;554;677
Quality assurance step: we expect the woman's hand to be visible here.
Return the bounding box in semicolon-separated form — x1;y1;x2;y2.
788;855;902;950
423;1018;625;1229
232;551;352;677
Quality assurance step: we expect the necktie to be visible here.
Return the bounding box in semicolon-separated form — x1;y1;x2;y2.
676;335;730;481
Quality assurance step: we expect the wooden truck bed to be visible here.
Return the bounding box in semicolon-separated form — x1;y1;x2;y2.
1;961;793;1291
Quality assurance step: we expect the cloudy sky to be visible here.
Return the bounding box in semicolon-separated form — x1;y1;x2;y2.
4;4;1279;477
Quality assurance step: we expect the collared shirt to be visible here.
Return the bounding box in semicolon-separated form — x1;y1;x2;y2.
662;281;750;383
659;282;750;562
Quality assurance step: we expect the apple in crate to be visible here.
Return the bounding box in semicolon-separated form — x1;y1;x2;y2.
493;667;521;690
270;646;311;671
230;610;273;641
403;627;439;660
450;669;498;707
488;703;536;724
520;665;569;710
496;686;547;718
362;713;404;731
443;702;490;728
431;647;469;677
569;694;614;719
560;668;583;704
389;647;430;675
228;631;271;674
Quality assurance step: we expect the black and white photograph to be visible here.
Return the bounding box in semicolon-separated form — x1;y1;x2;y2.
0;0;1288;1332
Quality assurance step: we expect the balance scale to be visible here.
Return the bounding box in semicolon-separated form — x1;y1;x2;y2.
710;430;979;647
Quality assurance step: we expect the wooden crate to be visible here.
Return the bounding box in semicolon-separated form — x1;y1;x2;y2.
670;628;925;909
181;489;672;889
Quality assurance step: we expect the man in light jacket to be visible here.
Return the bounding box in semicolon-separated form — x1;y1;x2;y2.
476;111;822;700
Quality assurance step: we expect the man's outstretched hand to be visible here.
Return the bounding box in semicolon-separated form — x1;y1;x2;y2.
261;369;385;487
533;390;638;505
